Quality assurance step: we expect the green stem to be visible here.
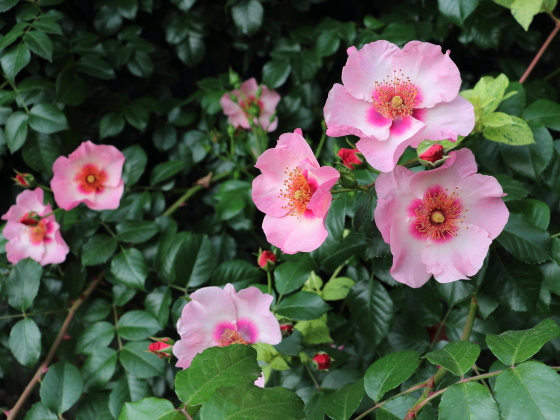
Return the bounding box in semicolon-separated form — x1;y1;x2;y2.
101;220;117;239
0;308;66;321
169;284;187;293
551;232;560;238
315;121;327;158
304;363;321;391
4;75;30;114
113;305;123;351
427;303;454;351
330;188;356;194
37;183;53;193
267;271;272;295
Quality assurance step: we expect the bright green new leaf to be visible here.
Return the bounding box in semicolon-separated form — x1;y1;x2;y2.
322;277;355;301
40;362;84;414
29;104;69;134
484;115;534;145
424;341;481;376
118;397;181;420
294;315;333;344
175;345;261;405
364;350;419;402
9;318;42;367
120;341;166;378
486;319;560;366
511;0;542;30
321;379;364;420
483;112;513;127
439;382;500;420
4;258;42;311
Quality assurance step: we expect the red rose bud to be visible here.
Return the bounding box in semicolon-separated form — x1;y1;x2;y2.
418;144;443;163
148;338;173;358
312;353;332;371
337;148;363;169
13;172;36;188
280;322;294;338
258;250;276;271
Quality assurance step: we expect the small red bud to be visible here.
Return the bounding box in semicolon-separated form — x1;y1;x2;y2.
148;339;173;358
312;353;332;371
13;172;36;188
419;144;444;163
337;148;363;169
257;250;276;271
280;323;294;338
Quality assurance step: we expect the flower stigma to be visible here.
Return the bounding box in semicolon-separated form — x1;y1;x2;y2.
217;328;250;346
373;70;418;120
279;167;311;216
415;188;464;239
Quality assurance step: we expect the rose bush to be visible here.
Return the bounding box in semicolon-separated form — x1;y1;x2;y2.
0;1;560;420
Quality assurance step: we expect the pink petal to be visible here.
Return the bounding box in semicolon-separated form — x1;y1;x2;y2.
303;164;339;219
41;227;69;265
454;174;509;240
341;40;400;101
5;231;45;265
392;41;462;109
276;131;319;168
240;78;259;96
173;340;210;369
389;221;431;288
220;93;250;129
324;84;392;140
254;374;266;388
407;96;475;147
86;183;125;211
409;149;478;199
262;210;328;254
422;223;492;283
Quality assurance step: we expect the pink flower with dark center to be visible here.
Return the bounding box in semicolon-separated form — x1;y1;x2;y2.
1;189;69;266
51;141;125;211
337;148;363;169
252;129;340;254
324;41;475;172
374;149;509;287
220;78;281;132
173;283;281;369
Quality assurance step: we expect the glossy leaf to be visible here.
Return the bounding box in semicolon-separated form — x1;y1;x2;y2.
9;318;42;367
321;379;364;420
4;258;42;311
439;382;500;420
28;104;69;134
40;362;84;414
424;341;481;376
117;310;161;341
275;291;330;321
364;350;419;401
120;341;166;378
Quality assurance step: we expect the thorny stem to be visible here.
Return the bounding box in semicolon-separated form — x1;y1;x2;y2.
353;383;429;420
519;21;560;84
7;276;102;420
304;363;321;391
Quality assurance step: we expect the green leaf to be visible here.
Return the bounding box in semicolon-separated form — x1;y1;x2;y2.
523;99;560;131
81;347;118;391
346;280;394;346
124;102;149;131
274;255;315;295
176;35;205;67
152;124;177;152
116;220;159;243
275;291;330;321
372;395;414;420
28;104;69;134
34;18;63;35
200;385;305;420
118;398;181;420
100;112;125;139
76;393;114;420
22;131;62;174
1;43;30;81
424;341;481;376
76;321;115;354
321;379;364;420
483;115;534;145
4;258;42;311
315;29;340;57
483;111;513;127
0;0;19;12
9;318;41;367
494;362;560;420
5;110;29;153
81;235;118;266
231;0;263;36
40;362;84;414
118;310;161;341
437;0;479;26
144;286;172;327
507;198;550;231
109;375;151;418
311;196;346;265
210;259;262;288
511;0;542;30
494;174;529;202
322;277;355;301
24;402;58;420
111;248;148;290
262;58;291;89
122;144;148;186
439;382;500;420
150;160;183;185
486;319;560;366
175;345;261;405
120;341;166;378
76;57;115;79
364;351;420;402
496;213;551;263
56;68;87;105
23;31;53;60
293;315;332;345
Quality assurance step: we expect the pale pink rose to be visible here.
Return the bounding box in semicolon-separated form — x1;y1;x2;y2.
173;283;281;369
2;189;69;266
220;78;281;132
374;149;509;288
50;141;125;211
324;41;475;172
252;129;340;254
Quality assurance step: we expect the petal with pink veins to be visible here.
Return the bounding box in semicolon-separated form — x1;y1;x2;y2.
389;221;432;288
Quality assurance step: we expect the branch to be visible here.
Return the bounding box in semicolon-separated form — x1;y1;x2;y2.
7;276;103;420
519;22;560;84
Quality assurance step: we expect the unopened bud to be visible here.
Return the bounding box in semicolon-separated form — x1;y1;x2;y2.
257;249;276;271
337;148;363;169
337;166;359;189
13;171;36;188
148;337;174;359
279;322;294;338
419;144;443;163
312;352;332;371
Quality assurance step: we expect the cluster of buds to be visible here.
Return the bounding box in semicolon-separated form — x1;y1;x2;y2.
147;337;174;359
257;249;276;272
312;352;333;371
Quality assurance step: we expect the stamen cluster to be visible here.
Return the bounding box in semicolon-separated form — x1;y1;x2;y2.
373;70;418;120
415;188;463;239
279;167;311;216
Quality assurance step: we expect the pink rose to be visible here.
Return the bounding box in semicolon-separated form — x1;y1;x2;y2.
2;189;69;266
51;141;125;211
374;149;509;288
173;283;281;369
337;148;363;169
257;250;276;269
324;41;475;172
220;78;281;132
252;129;340;254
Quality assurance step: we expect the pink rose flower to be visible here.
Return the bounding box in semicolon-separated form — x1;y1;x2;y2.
324;41;475;172
1;188;69;266
173;283;281;369
252;129;340;254
51;141;125;211
374;149;509;288
220;78;281;132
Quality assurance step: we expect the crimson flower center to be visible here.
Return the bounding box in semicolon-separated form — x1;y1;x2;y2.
217;328;250;346
279;167;311;216
76;164;107;194
29;219;48;244
373;71;418;120
415;189;463;239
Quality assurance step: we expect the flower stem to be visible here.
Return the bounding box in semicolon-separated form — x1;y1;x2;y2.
315;121;327;158
0;308;67;321
304;363;321;391
551;232;560;238
330;188;356;194
113;304;123;351
519;21;560;84
7;276;102;420
267;271;272;295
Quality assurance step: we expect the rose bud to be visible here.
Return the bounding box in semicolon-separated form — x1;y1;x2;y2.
418;144;444;164
337;148;363;169
258;249;276;271
279;321;294;338
13;171;36;188
312;352;332;371
148;337;174;359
